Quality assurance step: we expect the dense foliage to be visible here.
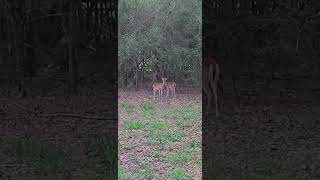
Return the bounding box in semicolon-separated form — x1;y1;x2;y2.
119;0;202;88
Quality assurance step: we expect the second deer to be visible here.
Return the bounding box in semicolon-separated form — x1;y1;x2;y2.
152;78;167;100
165;81;176;97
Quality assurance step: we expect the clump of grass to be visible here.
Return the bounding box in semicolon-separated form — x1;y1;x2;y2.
118;167;130;180
165;153;192;165
124;120;145;130
140;101;155;112
146;130;186;145
182;140;200;153
182;109;195;121
140;101;156;118
169;168;190;180
176;119;194;128
121;101;135;113
146;120;166;130
164;130;186;142
174;107;196;128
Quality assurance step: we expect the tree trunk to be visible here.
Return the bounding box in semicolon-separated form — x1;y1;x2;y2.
24;0;35;77
10;1;26;97
66;1;80;94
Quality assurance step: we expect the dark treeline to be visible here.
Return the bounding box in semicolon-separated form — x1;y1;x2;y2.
0;0;118;179
204;0;320;105
0;0;117;96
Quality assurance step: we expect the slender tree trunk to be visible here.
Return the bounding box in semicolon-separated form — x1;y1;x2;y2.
10;1;26;97
66;0;79;94
24;0;35;77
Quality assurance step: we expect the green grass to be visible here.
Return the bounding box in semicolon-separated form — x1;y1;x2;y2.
121;101;135;113
162;130;186;142
165;153;192;165
118;168;131;180
169;168;190;180
119;95;201;179
146;130;186;145
146;120;167;130
124;120;145;129
140;101;155;112
182;140;200;153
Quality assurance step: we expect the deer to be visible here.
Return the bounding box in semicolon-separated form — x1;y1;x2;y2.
165;81;176;97
152;78;167;100
203;55;223;118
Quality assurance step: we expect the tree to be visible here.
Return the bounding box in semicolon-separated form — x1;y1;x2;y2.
119;0;201;88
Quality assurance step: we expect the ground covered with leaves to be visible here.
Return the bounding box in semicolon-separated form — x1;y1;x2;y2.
0;79;117;179
204;79;320;180
118;88;202;180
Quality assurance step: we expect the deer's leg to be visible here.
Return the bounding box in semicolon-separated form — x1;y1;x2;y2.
212;85;219;117
153;89;156;100
162;89;165;100
203;84;212;116
212;64;220;117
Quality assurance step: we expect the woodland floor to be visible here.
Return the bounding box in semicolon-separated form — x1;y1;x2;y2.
0;76;117;180
118;88;202;180
0;76;319;180
204;79;320;180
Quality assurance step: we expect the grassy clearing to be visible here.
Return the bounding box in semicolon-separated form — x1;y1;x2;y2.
119;91;201;179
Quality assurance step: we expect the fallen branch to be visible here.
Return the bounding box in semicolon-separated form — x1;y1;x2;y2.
0;99;116;121
38;112;116;121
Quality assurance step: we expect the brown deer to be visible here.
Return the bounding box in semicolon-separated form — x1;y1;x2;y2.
165;81;176;97
203;56;222;118
152;78;167;100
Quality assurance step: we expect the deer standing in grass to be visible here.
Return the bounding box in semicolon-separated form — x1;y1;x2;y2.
166;81;176;97
152;78;167;100
203;56;222;118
